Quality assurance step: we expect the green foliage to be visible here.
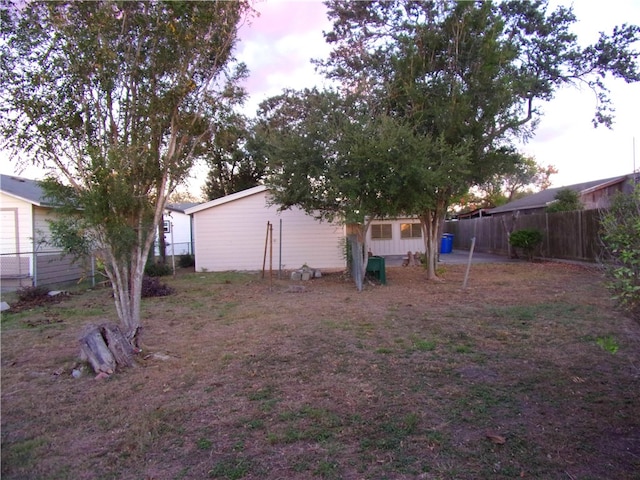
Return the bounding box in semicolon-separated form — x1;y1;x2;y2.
599;184;640;323
547;189;583;213
178;254;195;268
144;262;172;277
596;335;619;354
509;229;543;261
202;114;267;200
1;1;251;342
264;0;639;280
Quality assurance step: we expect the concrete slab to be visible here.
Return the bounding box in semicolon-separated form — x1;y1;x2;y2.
382;250;518;267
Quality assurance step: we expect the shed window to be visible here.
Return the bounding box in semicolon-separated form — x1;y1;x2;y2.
163;220;171;234
371;224;392;240
400;223;422;239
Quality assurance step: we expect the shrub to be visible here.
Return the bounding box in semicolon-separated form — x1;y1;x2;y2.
144;261;172;277
547;188;583;213
599;185;640;323
178;254;195;268
141;276;174;298
509;229;543;261
16;285;49;302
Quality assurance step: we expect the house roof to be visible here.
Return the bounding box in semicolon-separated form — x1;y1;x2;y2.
0;174;51;207
486;174;632;215
185;185;268;215
166;202;200;214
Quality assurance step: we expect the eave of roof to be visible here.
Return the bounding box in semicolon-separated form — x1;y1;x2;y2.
166;202;200;214
0;174;50;207
184;185;268;215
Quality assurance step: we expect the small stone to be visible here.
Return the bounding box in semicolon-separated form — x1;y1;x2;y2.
0;301;10;312
286;285;306;293
71;368;83;378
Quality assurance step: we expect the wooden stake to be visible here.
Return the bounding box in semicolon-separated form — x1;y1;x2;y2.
462;237;476;289
262;221;270;279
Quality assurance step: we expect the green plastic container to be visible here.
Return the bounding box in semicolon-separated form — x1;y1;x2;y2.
366;256;386;285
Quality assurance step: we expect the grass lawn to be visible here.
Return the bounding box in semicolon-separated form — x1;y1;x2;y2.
1;262;639;480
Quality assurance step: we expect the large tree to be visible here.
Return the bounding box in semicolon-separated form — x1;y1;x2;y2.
0;1;251;345
456;157;557;213
202;113;267;200
317;0;639;279
258;88;434;277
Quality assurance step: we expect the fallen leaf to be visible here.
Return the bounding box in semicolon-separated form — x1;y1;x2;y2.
486;433;506;444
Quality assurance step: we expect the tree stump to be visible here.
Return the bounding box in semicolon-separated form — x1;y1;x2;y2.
79;323;135;374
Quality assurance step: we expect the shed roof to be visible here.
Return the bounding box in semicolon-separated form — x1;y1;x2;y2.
166;202;200;214
0;174;51;206
486;174;632;215
185;185;268;215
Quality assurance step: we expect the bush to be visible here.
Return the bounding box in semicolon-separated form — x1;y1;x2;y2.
178;254;195;268
144;261;172;277
141;276;174;298
547;188;583;213
599;185;640;323
16;285;49;302
509;229;543;261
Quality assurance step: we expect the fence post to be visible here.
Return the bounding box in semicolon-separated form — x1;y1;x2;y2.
545;213;550;258
32;250;37;287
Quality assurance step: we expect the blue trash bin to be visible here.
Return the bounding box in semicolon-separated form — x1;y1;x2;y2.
440;234;453;254
445;233;454;252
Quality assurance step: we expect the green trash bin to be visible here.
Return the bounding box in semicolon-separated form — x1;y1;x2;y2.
366;256;386;285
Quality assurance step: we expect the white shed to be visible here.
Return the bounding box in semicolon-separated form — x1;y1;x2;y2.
366;217;426;257
185;186;346;272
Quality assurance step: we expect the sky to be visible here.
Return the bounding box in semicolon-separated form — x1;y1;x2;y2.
2;0;640;195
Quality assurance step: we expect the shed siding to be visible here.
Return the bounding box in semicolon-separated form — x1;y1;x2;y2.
193;191;345;271
366;219;425;256
0;192;33;255
33;206;62;252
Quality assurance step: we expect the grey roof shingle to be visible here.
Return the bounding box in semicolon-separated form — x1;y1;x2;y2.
0;174;51;206
166;202;200;214
486;174;632;215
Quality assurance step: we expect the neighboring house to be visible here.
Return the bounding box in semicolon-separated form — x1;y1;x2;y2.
0;174;87;290
486;173;639;217
157;202;199;257
185;186;346;272
365;217;426;257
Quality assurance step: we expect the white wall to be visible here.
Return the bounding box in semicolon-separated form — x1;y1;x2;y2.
162;210;192;256
366;218;426;256
0;192;34;256
192;190;345;272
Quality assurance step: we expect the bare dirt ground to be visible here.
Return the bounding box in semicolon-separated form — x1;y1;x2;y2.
2;262;640;480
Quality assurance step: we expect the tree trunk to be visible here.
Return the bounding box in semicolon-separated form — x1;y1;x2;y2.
104;243;149;348
157;220;167;265
79;323;135;374
420;199;447;280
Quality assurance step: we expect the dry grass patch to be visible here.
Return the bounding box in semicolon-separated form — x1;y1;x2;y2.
2;263;640;479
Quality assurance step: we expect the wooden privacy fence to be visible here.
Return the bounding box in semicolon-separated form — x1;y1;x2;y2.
445;209;604;262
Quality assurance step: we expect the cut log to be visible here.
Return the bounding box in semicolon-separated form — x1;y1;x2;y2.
101;323;134;368
79;323;134;374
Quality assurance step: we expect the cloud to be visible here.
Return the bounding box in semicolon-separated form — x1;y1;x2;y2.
236;1;334;114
